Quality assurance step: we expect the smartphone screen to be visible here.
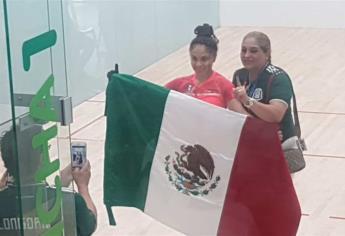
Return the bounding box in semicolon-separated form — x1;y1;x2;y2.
71;142;87;168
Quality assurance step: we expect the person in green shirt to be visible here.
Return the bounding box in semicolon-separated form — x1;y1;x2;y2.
0;125;97;235
232;31;295;143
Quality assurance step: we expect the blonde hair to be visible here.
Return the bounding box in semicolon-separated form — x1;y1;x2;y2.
243;31;271;63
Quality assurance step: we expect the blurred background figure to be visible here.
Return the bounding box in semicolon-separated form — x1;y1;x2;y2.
0;125;97;235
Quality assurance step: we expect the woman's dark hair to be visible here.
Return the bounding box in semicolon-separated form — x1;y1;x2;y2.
0;125;42;179
190;23;219;56
0;127;16;176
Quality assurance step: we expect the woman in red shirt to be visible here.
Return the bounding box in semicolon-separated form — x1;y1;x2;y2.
165;24;244;112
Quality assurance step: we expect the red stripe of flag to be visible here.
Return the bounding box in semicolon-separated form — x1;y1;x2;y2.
218;117;301;236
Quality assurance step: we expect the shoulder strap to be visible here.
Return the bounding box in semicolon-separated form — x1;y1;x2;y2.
264;75;275;103
266;75;302;138
289;80;301;138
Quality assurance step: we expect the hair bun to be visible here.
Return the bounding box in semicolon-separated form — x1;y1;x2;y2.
194;23;218;44
194;23;214;38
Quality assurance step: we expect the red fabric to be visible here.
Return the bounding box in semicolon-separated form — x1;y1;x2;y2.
218;117;301;236
165;72;234;108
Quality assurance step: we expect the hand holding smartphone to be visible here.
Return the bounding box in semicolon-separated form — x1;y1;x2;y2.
71;142;87;168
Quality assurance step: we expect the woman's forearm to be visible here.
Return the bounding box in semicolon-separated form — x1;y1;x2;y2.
228;99;251;116
248;100;287;123
77;185;97;218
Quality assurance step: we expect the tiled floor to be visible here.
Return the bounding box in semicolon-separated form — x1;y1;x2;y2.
74;27;345;235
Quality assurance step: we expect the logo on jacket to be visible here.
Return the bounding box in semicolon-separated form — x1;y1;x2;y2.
252;88;263;101
164;144;221;196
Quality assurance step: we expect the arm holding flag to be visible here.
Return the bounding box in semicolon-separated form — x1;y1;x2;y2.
104;73;301;236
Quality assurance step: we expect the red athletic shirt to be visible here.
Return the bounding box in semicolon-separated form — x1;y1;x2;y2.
165;72;234;108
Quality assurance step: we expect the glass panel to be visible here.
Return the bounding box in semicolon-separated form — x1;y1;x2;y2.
1;0;76;235
62;0;219;105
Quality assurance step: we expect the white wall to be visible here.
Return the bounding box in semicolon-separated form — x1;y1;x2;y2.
220;0;345;28
1;0;219;127
62;0;219;105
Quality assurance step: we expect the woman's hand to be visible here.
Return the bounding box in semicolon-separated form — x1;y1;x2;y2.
233;76;249;105
72;160;97;219
0;170;8;189
60;164;73;187
72;160;91;191
233;85;249;105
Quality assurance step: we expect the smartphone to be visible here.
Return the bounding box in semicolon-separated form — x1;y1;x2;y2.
71;142;87;168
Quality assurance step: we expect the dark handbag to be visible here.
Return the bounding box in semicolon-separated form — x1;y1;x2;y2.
282;78;306;173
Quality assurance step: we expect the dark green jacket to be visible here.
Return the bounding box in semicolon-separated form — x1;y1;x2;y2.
0;185;96;236
233;64;295;142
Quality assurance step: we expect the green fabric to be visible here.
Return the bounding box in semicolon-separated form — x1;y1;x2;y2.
103;74;169;210
74;193;97;236
0;186;96;236
233;65;295;141
269;72;295;141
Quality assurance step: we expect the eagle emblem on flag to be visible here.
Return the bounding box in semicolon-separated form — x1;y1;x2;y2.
164;144;221;196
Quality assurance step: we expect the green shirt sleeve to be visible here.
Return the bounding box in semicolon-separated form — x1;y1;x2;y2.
269;73;292;104
75;192;97;236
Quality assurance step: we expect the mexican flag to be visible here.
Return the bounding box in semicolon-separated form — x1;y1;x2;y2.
104;74;301;236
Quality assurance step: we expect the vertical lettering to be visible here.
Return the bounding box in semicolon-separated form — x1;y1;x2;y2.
17;218;21;229
41;220;63;236
29;74;58;122
34;217;41;229
10;218;17;230
32;125;59;181
3;218;10;230
36;176;62;224
22;30;57;71
23;27;65;235
26;217;33;230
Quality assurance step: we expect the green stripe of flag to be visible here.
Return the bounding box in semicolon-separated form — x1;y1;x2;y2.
104;74;169;210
